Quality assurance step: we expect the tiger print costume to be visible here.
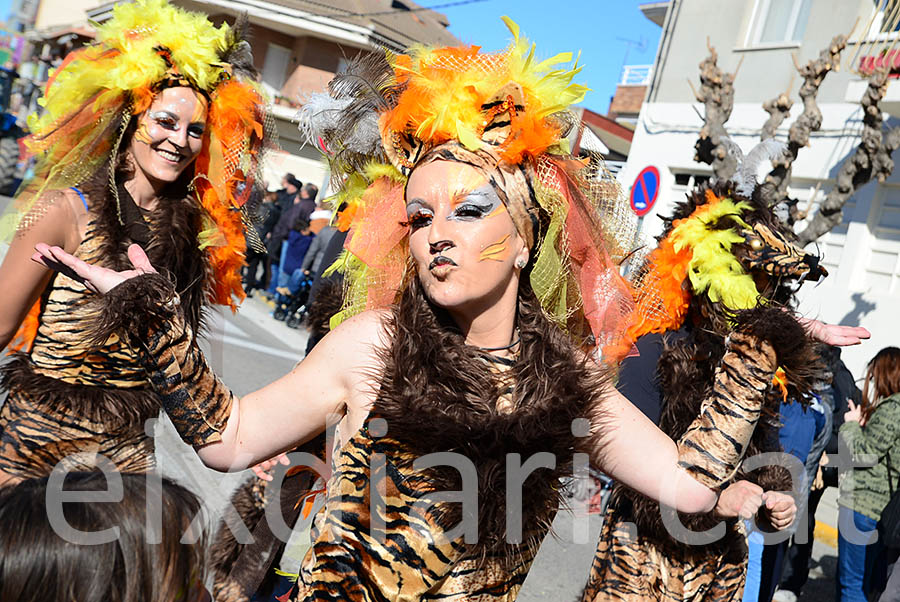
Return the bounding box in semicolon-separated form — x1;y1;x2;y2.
582;181;824;602
86;265;602;602
0;186;208;479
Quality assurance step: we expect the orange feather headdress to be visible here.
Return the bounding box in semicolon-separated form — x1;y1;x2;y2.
3;0;276;352
298;18;640;356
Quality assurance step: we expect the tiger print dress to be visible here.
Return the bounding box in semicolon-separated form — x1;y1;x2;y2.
0;217;162;478
291;414;542;601
0;190;207;479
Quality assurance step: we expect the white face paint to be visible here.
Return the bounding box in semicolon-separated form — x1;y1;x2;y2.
129;86;207;186
406;160;528;311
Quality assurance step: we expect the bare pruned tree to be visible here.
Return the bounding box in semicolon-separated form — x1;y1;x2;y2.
690;39;741;181
797;69;900;245
691;30;900;246
758;34;849;211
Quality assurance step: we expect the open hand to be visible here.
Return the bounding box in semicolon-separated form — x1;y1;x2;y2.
715;480;764;519
799;317;871;347
762;491;796;530
32;243;157;295
251;452;290;482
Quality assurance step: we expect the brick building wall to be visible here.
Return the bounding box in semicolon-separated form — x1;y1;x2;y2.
608;85;646;119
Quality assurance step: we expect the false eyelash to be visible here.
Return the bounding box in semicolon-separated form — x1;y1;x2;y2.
453;205;488;218
401;213;431;229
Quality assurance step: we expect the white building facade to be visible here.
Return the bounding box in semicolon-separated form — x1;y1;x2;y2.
625;0;900;377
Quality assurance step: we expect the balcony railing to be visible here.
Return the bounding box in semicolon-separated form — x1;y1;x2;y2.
618;64;653;86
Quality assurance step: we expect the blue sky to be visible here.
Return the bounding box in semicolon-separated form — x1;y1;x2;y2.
444;0;663;113
0;0;661;113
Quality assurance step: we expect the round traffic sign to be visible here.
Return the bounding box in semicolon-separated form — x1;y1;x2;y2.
630;166;660;217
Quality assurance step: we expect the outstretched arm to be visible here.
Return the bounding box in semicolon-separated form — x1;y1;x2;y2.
593;308;798;516
593;387;719;514
31;243;384;471
0;192;84;350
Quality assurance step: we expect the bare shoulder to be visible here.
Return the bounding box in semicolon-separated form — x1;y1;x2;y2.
301;309;391;379
324;309;391;351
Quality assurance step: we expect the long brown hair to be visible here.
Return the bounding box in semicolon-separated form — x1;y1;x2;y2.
862;346;900;423
373;260;610;563
0;471;207;602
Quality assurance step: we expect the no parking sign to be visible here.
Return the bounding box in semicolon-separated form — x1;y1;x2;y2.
630;166;660;217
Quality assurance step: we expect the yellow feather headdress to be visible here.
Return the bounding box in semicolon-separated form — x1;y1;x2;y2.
3;0;276;351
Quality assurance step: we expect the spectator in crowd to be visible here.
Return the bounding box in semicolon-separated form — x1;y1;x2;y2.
274;173;298;213
300;213;340;278
275;218;314;299
0;471;209;602
302;203;349;355
264;175;303;296
243;187;279;296
775;346;861;602
308;200;332;234
837;347;900;601
296;183;319;224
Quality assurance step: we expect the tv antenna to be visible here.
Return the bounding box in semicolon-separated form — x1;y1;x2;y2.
616;36;648;70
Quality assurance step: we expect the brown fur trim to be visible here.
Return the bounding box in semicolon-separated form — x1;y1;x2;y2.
0;353;159;429
374;276;609;565
619;306;819;551
210;477;269;602
305;278;344;337
81;162;211;337
83;273;179;347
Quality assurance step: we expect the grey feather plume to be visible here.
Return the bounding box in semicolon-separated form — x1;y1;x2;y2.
733;138;787;197
297;51;401;183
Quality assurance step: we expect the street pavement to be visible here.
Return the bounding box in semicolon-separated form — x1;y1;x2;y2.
0;192;842;600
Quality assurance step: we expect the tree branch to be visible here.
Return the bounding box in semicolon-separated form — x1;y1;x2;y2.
758;34;849;208
797;69;897;245
693;41;739;181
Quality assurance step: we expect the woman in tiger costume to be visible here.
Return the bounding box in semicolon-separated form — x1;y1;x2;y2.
581;144;868;602
33;23;829;601
0;0;271;484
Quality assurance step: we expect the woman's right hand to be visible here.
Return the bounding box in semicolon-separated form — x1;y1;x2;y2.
31;243;157;295
845;400;863;425
251;452;291;482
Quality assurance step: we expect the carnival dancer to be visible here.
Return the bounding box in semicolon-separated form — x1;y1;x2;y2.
34;21;817;601
0;0;272;484
582;142;869;601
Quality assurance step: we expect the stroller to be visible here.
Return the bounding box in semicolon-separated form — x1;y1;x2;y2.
273;274;314;329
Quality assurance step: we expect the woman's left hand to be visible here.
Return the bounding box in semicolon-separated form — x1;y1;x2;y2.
844;400;863;424
762;491;796;530
32;243;157;294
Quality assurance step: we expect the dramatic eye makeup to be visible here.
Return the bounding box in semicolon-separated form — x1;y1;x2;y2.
146;110;205;139
449;185;503;221
405;200;434;230
405;181;504;230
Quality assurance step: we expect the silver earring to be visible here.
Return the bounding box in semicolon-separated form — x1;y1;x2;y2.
516;257;527;269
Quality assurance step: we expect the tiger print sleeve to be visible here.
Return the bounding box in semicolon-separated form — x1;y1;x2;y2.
676;330;777;490
86;273;235;447
676;306;808;491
